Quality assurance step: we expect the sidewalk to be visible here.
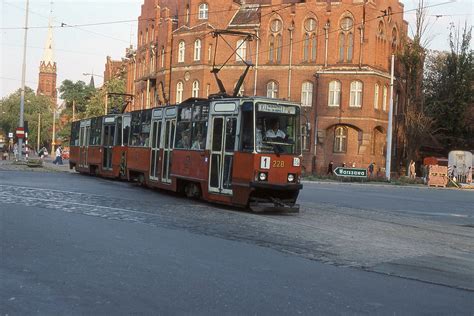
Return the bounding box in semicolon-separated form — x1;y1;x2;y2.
0;157;73;173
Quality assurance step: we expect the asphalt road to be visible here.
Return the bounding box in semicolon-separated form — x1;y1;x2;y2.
1;170;473;314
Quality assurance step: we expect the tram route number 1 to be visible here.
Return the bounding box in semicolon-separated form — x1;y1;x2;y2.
261;156;271;169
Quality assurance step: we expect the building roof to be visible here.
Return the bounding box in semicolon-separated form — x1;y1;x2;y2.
229;5;261;28
42;17;55;64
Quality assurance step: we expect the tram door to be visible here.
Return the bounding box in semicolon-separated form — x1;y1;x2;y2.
79;120;91;168
161;118;175;184
102;120;115;170
209;116;237;194
149;119;162;181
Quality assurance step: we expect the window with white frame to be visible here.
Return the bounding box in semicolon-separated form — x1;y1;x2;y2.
349;80;363;107
301;81;313;107
176;81;184;103
334;126;348;153
192;80;200;98
266;81;278;98
328;80;341;107
382;85;388;111
178;41;185;63
198;3;208;20
194;39;201;61
374;83;379;109
236;39;246;62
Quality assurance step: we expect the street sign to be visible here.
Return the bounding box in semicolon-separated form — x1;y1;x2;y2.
334;167;368;178
8;132;13;138
16;127;25;139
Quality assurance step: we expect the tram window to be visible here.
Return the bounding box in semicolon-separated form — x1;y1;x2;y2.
116;117;122;146
140;110;152;147
89;117;102;146
191;121;207;150
255;103;301;154
130;112;142;146
70;122;80;146
175;122;191;149
240;102;254;152
225;117;237;152
122;116;131;146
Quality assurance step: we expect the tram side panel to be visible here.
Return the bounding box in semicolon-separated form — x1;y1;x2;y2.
170;149;210;196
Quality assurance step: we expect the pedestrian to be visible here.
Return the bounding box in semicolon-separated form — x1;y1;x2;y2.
409;160;416;179
13;143;18;161
327;161;334;175
368;162;374;177
38;146;46;159
53;145;63;165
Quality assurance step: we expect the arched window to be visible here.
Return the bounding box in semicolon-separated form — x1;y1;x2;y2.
275;34;282;63
236;39;246;62
328;80;341;107
303;18;317;62
391;27;398;51
374;83;380;109
151;25;155;42
350;81;363;107
145;28;148;44
301;81;313;107
161;46;165;67
198;3;208;20
269;35;275;63
347;32;354;62
185;5;190;24
176;81;184;103
194;39;201;61
266;81;279;99
338;16;354;63
382;85;388;111
334;126;348;153
178;41;185;63
338;33;345;62
139;31;143;45
192;80;200;98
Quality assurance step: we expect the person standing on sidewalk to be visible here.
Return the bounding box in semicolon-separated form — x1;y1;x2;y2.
53;145;63;165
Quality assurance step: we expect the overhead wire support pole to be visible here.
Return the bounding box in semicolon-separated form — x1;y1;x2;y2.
385;54;395;181
18;0;30;161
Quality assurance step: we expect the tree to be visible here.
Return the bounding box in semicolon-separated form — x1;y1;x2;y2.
0;87;54;150
424;23;473;150
59;80;95;120
85;77;126;118
397;0;435;169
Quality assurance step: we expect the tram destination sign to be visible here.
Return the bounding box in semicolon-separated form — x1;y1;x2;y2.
258;103;296;114
333;167;367;178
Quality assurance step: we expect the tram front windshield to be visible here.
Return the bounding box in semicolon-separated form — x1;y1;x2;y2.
241;102;300;155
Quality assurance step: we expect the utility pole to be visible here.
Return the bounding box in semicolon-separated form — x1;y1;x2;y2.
18;0;30;161
37;113;41;152
72;99;76;121
52;107;56;155
385;54;395;181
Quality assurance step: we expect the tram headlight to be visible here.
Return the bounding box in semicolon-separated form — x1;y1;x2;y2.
293;157;301;167
287;173;296;183
259;172;268;182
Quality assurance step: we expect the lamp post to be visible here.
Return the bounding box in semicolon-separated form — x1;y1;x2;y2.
17;0;30;161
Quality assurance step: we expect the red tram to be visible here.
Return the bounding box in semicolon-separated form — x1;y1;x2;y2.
69;97;303;212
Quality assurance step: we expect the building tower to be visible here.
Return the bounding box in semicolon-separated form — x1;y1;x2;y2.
37;16;57;103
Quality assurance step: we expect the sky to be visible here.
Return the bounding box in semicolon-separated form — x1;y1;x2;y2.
1;0;472;99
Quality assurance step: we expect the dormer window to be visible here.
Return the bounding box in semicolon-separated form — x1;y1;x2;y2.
198;3;208;20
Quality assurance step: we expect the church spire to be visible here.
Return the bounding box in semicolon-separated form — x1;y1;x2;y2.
41;16;55;66
37;1;57;103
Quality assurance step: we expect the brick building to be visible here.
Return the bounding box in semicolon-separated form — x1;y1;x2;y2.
37;18;57;104
120;0;408;174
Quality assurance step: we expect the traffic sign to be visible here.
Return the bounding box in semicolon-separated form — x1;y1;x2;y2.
334;167;367;178
8;132;13;138
16;127;25;139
